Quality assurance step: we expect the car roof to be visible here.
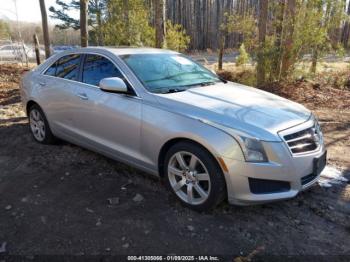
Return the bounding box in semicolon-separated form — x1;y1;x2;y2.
35;46;181;73
63;46;179;56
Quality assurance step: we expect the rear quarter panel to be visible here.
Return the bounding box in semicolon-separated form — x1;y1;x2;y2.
20;70;35;114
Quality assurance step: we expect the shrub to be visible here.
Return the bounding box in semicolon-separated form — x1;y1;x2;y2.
216;67;256;87
235;43;250;67
164;20;190;52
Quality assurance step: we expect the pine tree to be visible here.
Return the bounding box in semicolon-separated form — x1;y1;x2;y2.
49;0;106;45
103;0;155;47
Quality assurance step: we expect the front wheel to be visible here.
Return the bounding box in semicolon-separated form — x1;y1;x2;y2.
164;142;226;211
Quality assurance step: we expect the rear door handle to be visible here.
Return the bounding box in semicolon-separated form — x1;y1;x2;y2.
38;81;46;86
76;93;88;100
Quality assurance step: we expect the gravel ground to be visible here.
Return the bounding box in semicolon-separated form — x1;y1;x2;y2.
0;65;349;260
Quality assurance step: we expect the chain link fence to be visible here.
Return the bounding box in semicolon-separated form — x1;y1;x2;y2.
0;39;46;66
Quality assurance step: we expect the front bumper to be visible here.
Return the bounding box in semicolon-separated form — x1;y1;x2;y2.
222;123;326;206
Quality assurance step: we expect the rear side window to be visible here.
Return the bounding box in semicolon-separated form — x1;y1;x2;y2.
55;54;81;80
82;54;123;86
45;61;57;76
44;54;81;79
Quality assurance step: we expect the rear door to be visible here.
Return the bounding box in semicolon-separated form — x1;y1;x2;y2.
71;54;143;162
40;53;82;137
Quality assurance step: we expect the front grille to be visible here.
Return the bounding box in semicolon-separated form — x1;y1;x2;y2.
301;173;317;185
248;178;291;194
283;124;321;154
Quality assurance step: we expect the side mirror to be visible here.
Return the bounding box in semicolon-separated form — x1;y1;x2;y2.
99;77;128;93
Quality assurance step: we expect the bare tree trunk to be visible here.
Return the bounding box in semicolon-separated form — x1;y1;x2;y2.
39;0;51;58
33;34;41;65
310;48;318;74
218;33;225;70
257;0;268;87
123;0;130;46
271;0;285;81
95;0;103;46
80;0;88;47
280;0;296;79
163;0;167;38
162;0;261;50
154;0;164;48
341;0;350;48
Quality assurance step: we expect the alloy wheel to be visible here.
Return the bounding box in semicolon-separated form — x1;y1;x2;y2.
168;151;211;205
29;109;46;142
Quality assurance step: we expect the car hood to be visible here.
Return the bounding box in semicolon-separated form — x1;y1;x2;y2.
154;82;311;141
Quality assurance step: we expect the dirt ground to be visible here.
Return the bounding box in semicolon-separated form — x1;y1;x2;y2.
0;64;349;259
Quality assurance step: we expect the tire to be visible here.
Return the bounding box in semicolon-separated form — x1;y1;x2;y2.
28;104;56;144
163;141;226;211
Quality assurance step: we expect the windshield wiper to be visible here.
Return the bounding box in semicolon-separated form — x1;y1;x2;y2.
180;81;219;89
156;88;186;94
145;71;215;84
164;88;186;94
219;77;228;84
199;81;217;86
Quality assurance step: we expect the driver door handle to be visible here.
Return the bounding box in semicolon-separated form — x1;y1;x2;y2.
76;93;88;100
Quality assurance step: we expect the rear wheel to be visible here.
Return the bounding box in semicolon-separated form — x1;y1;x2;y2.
28;104;56;144
164;141;226;211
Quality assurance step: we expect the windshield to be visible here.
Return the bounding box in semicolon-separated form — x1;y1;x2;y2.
121;54;221;94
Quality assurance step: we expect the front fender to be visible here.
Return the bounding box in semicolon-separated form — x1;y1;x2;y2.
141;102;245;169
141;102;244;200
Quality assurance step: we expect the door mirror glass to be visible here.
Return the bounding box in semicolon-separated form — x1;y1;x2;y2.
99;77;128;93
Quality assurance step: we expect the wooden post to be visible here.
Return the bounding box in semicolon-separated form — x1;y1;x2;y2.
33;34;41;65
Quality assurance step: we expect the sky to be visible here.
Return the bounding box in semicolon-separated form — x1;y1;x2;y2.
1;0;349;24
0;0;78;24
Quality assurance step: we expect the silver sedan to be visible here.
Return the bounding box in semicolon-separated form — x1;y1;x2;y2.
20;47;327;210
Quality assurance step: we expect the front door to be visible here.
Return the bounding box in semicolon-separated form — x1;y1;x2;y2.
71;54;143;163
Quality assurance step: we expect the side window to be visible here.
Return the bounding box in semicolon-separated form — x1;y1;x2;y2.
44;61;57;76
55;54;81;80
82;54;123;86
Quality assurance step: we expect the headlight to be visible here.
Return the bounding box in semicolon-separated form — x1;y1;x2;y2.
314;117;324;146
197;118;269;162
239;136;268;162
